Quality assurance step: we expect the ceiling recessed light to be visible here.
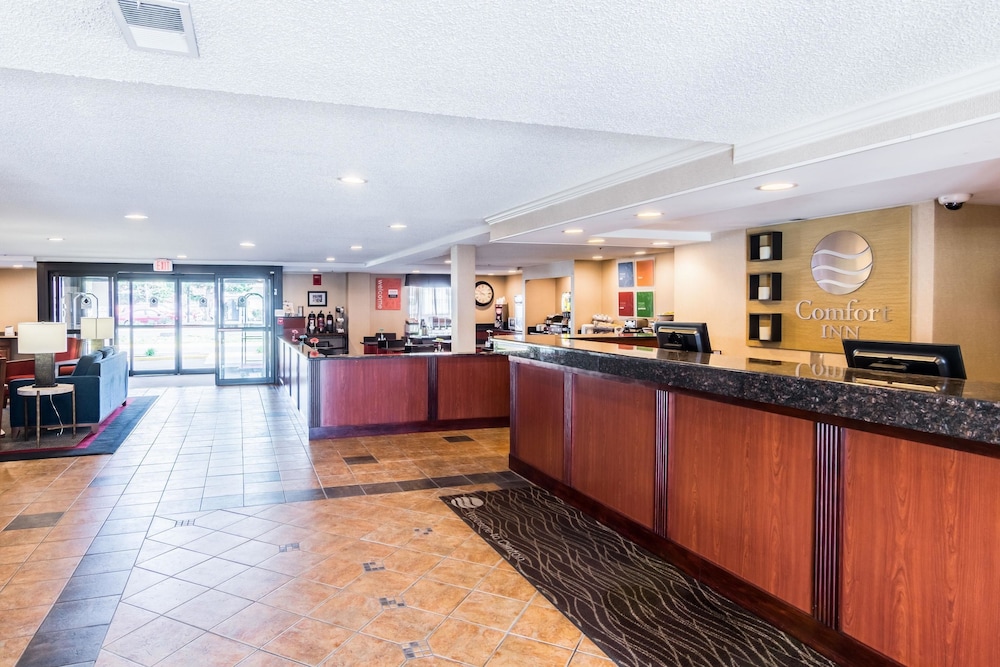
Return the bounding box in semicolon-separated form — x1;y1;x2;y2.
652;241;672;246
587;238;605;244
124;213;148;221
563;229;584;234
487;273;495;276
444;259;452;264
13;264;23;269
635;250;647;255
240;242;255;247
636;211;662;219
508;269;517;274
756;182;797;192
350;245;362;250
48;237;63;242
310;268;319;272
325;257;336;262
177;254;187;259
338;176;367;185
389;224;407;230
592;255;603;260
413;269;421;274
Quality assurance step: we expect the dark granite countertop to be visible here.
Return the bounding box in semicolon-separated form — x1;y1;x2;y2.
493;334;1000;447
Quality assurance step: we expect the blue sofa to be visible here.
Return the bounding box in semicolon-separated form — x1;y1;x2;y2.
9;348;129;432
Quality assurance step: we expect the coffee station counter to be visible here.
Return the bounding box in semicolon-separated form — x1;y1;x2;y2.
493;334;1000;667
277;337;509;439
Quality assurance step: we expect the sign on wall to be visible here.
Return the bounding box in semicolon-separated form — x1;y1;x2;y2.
376;277;401;310
747;207;911;353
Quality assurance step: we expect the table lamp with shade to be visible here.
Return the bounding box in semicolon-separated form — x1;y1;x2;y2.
17;322;67;388
80;317;115;353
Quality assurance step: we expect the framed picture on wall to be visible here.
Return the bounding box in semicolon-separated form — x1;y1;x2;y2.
636;291;654;318
618;261;635;288
307;291;327;307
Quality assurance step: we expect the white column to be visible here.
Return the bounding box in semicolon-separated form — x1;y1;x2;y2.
450;245;477;353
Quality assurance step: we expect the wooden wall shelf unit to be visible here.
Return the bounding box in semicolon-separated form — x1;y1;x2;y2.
748;231;782;261
748;273;781;301
749;313;782;342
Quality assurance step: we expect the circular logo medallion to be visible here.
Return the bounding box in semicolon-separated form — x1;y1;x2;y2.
810;231;873;295
449;496;484;509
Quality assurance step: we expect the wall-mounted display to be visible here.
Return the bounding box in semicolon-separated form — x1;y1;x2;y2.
636;291;654;318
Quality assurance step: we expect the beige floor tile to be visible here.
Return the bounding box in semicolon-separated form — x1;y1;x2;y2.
575;635;609;657
451;591;527;632
29;536;93;561
427;618;505;665
104;615;206;665
320;632;405;667
309;590;383;631
164;588;253;630
0;544;36;566
475;568;538;602
1;605;50;638
0;635;31;665
448;536;503;567
260;578;339;615
0;527;51;547
235;649;306;666
382;548;443;577
103;602;160;645
212;602;301;647
361;606;445;643
402;579;471;616
425;558;491;589
486;634;573;666
123;576;207;614
155;632;255;667
94;649;146;666
568;651;616;666
257;549;328;577
299;557;363;588
339;569;416;598
263;617;353;666
215;567;292;600
0;579;66;612
509;605;583;649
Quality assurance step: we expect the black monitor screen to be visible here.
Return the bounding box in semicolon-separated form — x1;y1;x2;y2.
654;322;712;353
842;340;966;380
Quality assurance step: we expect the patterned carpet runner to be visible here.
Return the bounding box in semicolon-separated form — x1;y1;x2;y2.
443;485;835;667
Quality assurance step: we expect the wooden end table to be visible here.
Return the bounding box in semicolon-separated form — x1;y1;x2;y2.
17;383;76;446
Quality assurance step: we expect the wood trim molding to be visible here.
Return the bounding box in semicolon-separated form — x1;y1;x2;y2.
814;421;844;628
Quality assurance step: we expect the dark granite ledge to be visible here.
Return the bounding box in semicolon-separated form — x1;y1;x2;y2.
494;335;1000;447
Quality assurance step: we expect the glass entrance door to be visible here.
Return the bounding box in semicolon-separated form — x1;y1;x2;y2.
216;277;272;384
118;278;177;374
179;279;216;372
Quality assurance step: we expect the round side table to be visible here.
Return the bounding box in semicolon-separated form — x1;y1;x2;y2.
17;383;77;446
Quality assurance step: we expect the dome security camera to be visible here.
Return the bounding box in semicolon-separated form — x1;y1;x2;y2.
937;193;971;210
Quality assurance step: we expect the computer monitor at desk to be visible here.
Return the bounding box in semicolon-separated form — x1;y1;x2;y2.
653;322;712;354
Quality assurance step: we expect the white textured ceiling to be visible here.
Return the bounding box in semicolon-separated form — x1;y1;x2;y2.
2;1;1000;272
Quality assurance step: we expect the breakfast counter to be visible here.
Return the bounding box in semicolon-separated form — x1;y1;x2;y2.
493;334;1000;667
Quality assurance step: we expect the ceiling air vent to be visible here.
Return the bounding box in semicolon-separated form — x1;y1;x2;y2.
111;0;199;57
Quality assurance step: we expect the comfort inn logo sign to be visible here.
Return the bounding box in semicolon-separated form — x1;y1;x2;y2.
756;206;910;353
810;231;873;295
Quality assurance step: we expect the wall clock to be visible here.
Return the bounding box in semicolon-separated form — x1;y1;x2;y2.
474;280;494;306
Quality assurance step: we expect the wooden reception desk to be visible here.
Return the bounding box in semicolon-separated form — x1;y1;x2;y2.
277;338;509;439
494;334;1000;667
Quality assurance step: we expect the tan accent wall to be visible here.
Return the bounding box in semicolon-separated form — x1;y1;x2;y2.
0;269;38;330
747;206;911;354
932;204;1000;382
674;230;747;356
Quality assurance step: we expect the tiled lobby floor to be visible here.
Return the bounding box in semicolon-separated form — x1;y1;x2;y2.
0;381;614;666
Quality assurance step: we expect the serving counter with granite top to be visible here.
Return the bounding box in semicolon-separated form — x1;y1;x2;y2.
494;334;1000;667
277;337;509;439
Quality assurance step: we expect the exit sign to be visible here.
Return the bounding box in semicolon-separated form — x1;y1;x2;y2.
153;259;174;272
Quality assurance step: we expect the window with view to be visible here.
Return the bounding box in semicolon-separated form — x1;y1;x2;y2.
407;286;451;335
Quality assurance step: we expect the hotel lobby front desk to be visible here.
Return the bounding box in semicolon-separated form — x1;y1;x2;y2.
277;338;509;439
494;335;1000;667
